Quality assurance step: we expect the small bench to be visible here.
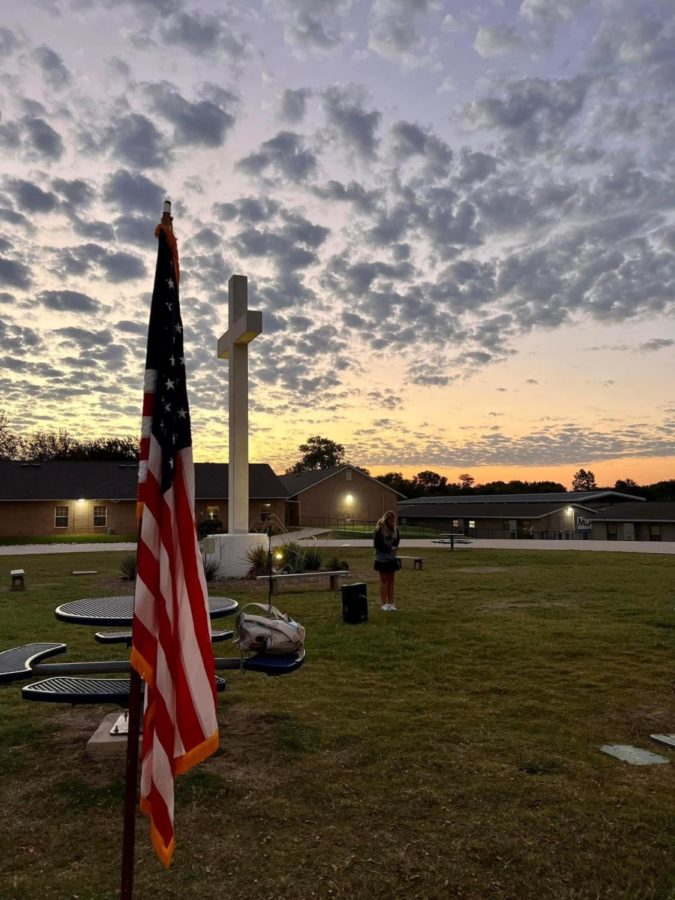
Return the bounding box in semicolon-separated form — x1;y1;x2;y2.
94;629;233;648
10;569;25;590
256;570;349;595
397;556;424;570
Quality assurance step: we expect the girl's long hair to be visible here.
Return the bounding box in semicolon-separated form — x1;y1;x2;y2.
376;510;397;533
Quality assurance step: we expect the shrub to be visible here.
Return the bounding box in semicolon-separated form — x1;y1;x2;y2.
197;518;223;540
202;554;220;582
244;543;269;579
326;555;350;572
277;541;306;573
302;545;323;571
120;554;137;581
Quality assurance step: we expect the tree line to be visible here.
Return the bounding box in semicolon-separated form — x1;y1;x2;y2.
0;410;139;462
286;436;675;501
2;418;673;500
377;469;675;500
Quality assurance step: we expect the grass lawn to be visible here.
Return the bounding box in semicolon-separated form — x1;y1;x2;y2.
1;548;675;899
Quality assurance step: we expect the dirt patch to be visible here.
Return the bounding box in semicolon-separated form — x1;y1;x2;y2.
50;703;286;785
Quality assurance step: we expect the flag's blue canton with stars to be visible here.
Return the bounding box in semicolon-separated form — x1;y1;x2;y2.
146;230;191;493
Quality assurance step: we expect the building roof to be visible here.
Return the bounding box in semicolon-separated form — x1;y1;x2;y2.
591;501;675;522
397;490;644;506
279;465;404;498
398;500;597;520
0;461;288;501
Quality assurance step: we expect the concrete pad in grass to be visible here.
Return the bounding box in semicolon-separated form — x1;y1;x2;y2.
600;744;670;765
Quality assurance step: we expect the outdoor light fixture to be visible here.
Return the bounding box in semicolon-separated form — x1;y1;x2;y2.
345;494;354;504
77;498;85;503
567;506;573;513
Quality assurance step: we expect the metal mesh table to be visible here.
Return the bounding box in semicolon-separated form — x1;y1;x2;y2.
55;595;238;626
22;674;228;705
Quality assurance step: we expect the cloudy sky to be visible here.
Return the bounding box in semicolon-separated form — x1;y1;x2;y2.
2;0;675;486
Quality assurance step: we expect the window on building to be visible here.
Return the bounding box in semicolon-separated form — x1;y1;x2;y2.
468;520;476;530
649;523;661;541
453;519;459;529
93;506;107;527
54;506;68;528
261;508;271;522
206;506;220;520
607;523;618;541
345;469;352;481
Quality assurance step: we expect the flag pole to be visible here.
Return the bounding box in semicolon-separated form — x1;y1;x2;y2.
120;200;174;899
120;667;142;899
267;522;274;612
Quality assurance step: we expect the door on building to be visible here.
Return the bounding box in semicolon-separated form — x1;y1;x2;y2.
73;501;89;533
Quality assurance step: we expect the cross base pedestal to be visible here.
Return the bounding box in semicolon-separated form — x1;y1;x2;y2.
210;533;268;578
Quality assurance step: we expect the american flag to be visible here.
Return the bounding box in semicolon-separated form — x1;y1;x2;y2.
130;208;218;868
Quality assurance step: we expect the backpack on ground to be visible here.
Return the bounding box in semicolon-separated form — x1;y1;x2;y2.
234;603;305;655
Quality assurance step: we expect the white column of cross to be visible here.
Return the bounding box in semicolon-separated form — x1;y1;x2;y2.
217;275;262;534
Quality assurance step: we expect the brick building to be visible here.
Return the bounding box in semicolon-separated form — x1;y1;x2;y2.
279;465;403;527
397;490;647;539
0;461;287;538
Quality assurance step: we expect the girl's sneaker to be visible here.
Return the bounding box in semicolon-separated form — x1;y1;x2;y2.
381;604;391;611
389;604;398;611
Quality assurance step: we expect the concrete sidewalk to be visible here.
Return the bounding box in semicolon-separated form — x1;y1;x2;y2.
298;536;675;554
0;542;136;557
1;535;674;556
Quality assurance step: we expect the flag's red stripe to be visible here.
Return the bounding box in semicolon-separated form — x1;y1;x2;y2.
175;457;217;689
142;470;163;524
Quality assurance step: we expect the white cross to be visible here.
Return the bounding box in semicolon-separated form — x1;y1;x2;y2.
217;275;263;534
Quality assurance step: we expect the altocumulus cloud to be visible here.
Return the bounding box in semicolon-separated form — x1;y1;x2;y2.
38;290;101;312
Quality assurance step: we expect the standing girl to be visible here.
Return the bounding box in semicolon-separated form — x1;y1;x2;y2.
373;510;400;611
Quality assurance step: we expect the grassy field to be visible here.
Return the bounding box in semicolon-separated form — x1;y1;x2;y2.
1;547;675;899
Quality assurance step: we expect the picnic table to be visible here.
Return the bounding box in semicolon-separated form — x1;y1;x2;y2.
432;534;473;547
55;594;238;626
0;592;304;703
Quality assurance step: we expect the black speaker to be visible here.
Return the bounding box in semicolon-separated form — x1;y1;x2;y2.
342;582;368;624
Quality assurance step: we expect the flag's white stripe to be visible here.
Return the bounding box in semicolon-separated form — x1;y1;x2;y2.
178;617;217;738
140;416;152;439
154;641;175;734
134;576;158;637
150;732;175;819
147;434;163;481
144;369;158;392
